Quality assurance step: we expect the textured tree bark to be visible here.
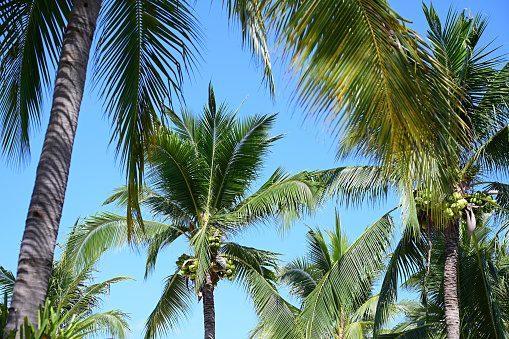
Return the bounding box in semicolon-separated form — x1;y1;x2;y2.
443;221;460;339
203;274;216;339
5;0;102;335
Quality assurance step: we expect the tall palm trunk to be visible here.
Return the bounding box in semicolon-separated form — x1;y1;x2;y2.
203;274;216;339
5;0;102;334
443;221;460;338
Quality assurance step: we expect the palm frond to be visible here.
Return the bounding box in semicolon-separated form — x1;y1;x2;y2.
92;0;202;226
299;213;395;338
0;0;71;162
144;273;194;339
81;310;131;339
268;0;466;172
313;166;396;207
223;0;274;95
0;267;14;299
224;245;301;339
67;212;173;267
278;257;318;301
223;168;321;234
469;125;509;177
373;225;426;337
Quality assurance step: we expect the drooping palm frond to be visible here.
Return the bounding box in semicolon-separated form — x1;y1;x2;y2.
92;0;202;225
144;272;194;339
67;212;180;268
299;213;395;338
313;166;397;207
267;0;465;173
278;257;319;301
469;125;509;177
0;0;71;162
222;0;274;95
373;225;427;337
222;244;301;339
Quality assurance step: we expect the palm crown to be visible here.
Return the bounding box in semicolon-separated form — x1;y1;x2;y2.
69;84;321;338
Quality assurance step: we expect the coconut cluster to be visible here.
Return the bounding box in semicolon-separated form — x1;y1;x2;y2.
176;253;237;284
177;254;198;280
415;190;497;219
208;235;221;251
224;259;237;281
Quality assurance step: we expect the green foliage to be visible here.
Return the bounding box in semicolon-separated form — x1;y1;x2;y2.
71;84;320;338
0;226;131;339
252;211;415;339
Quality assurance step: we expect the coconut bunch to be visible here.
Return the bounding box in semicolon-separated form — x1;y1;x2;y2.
176;254;199;280
415;190;497;220
208;235;221;251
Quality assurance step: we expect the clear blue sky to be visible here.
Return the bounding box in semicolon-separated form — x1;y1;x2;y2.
1;1;508;338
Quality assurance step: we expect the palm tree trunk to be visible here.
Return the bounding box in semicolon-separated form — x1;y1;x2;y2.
444;221;460;339
5;0;101;334
203;274;216;339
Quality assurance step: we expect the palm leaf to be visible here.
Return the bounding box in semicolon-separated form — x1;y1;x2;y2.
222;244;301;339
223;0;274;95
93;0;202;226
0;267;14;299
222;168;320;234
0;0;71;162
67;212;175;267
267;0;466;172
313;166;396;207
299;212;395;338
144;272;194;339
373;225;426;337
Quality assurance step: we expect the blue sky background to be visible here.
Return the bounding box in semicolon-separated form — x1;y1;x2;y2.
1;0;508;338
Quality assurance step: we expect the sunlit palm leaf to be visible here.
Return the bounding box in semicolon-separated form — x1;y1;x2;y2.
313;166;396;207
223;244;301;339
223;168;320;233
268;0;465;171
373;226;426;337
223;0;274;94
144;273;196;339
68;212;176;267
0;266;14;299
299;213;395;338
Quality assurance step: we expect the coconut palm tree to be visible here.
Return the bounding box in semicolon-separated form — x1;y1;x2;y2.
0;0;278;331
381;222;509;338
66;85;319;338
250;209;416;339
0;227;131;339
1;0;469;330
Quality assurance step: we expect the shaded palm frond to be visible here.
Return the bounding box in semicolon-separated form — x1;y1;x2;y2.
223;168;321;234
0;0;71;162
313;166;396;207
67;212;174;268
223;0;274;94
268;0;465;175
373;226;426;337
93;0;202;226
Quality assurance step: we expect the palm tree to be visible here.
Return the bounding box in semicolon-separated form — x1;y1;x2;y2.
66;85;319;338
250;209;414;339
0;0;276;330
1;0;469;330
382;222;509;338
0;227;131;339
